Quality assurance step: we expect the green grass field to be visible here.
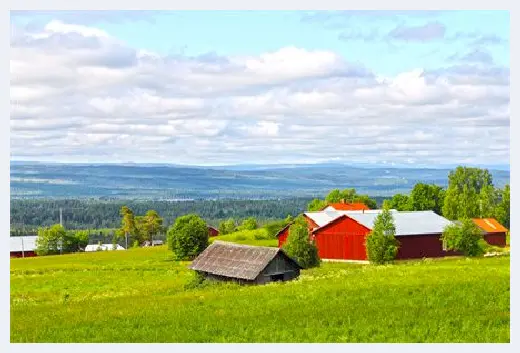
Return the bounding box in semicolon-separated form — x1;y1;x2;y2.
10;246;510;343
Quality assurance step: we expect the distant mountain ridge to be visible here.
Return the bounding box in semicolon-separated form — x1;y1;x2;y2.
10;162;510;200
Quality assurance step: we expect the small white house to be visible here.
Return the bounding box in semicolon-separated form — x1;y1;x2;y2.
84;244;126;252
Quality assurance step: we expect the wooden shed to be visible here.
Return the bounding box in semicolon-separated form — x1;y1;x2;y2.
207;226;220;237
472;218;508;247
190;241;302;285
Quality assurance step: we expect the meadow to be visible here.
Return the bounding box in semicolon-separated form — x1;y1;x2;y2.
10;246;510;343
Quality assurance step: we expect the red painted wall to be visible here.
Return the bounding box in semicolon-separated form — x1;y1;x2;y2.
10;251;37;258
396;234;460;259
208;227;219;237
484;232;507;247
314;217;370;261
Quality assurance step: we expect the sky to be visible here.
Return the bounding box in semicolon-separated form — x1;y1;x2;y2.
10;10;510;167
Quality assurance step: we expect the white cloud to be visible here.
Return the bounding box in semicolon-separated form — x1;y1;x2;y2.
9;21;510;166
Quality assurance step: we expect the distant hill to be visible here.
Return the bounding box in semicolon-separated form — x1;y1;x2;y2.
10;162;510;200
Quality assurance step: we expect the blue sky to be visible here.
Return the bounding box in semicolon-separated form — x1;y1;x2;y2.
10;10;510;167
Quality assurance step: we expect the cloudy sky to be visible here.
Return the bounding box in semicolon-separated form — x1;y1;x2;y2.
10;10;510;167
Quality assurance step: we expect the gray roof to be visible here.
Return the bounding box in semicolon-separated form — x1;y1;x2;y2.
190;241;300;280
10;236;38;252
340;210;453;236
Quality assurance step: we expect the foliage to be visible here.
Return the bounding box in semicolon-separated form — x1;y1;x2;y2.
238;217;258;231
382;194;412;211
218;218;237;235
167;214;209;260
494;184;510;229
442;167;497;220
282;216;320;269
263;216;293;239
119;206;136;240
35;224;67;256
441;218;485;257
323;188;377;209
134;210;164;245
10;247;510;343
365;208;399;264
409;183;445;215
307;198;328;211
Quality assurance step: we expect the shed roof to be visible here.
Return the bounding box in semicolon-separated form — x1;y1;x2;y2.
190;241;301;280
10;236;38;252
472;218;508;233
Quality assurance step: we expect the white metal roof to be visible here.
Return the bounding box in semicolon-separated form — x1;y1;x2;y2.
10;236;38;252
304;211;339;227
310;209;453;236
85;244;126;252
343;210;453;236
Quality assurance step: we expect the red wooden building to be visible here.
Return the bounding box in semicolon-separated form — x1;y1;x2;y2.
278;209;465;261
208;226;220;237
472;218;508;247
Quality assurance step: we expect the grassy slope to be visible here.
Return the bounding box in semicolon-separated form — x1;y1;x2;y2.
209;228;278;247
10;247;510;343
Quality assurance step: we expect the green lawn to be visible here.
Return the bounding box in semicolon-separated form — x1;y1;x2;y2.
10;246;510;343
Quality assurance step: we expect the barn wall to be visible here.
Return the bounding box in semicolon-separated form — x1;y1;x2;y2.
278;227;290;248
10;251;37;258
208;228;219;237
484;233;507;247
396;234;460;259
314;217;370;261
263;253;300;274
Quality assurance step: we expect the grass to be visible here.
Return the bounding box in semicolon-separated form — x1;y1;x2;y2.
210;228;278;247
10;246;509;343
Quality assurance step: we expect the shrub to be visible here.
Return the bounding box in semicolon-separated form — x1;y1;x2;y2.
365;208;399;264
282;216;320;269
238;217;258;231
441;218;485;257
36;224;67;256
167;214;209;260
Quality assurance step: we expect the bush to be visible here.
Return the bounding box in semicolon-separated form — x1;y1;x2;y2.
282;216;320;269
365;208;399;264
238;217;258;231
167;214;209;260
441;218;485;257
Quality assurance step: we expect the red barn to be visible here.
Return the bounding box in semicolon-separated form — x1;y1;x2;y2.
321;202;370;211
10;236;38;258
278;209;462;261
472;218;508;247
208;226;220;237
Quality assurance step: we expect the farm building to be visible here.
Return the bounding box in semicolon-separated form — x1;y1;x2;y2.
143;240;164;247
190;241;302;285
321;202;370;211
208;226;220;237
85;244;126;252
10;236;38;258
278;209;464;261
472;218;508;247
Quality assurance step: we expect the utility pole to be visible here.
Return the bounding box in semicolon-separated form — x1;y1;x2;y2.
21;236;25;258
59;207;63;226
125;232;128;250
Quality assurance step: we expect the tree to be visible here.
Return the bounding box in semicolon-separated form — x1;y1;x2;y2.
36;224;67;256
323;188;377;209
307;198;327;211
136;210;164;245
325;189;343;203
495;184;510;229
383;194;412;211
442;166;496;220
238;217;258;231
282;216;320;269
409;183;445;214
441;218;484;257
167;214;209;260
218;218;236;235
365;208;399;264
119;206;136;248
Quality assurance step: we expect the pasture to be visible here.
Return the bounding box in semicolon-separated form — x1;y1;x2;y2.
10;246;510;343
